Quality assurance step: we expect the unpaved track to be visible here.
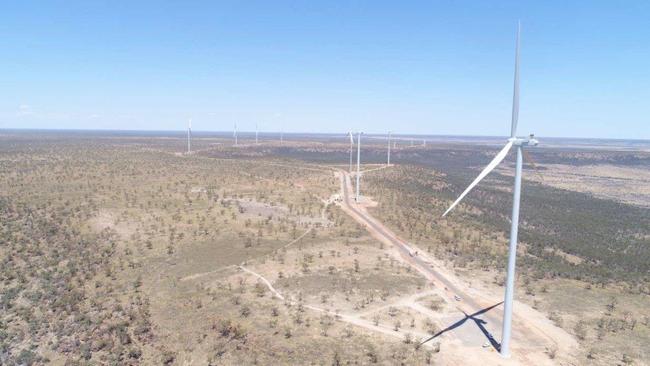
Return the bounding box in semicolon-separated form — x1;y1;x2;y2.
338;171;496;319
239;265;285;300
238;265;435;346
335;169;577;365
180;229;313;282
280;228;313;249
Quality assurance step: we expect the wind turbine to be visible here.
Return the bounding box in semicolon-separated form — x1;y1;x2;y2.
355;132;363;202
348;132;354;173
233;123;238;146
280;128;284;145
255;123;259;144
441;23;536;359
387;131;392;166
187;119;192;154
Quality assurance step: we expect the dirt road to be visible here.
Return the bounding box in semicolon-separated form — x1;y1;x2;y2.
238;265;436;346
335;169;578;365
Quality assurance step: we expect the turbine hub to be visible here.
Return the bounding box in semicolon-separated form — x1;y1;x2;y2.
512;135;538;147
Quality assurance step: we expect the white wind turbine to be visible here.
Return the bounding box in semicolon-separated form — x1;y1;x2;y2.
441;23;537;359
187;119;192;154
255;123;259;144
233;123;238;146
355;131;363;202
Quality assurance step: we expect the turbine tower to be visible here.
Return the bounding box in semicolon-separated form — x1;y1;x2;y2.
187;119;192;154
355;132;363;202
441;22;536;359
387;131;392;165
348;132;354;173
233;123;238;146
255;123;259;144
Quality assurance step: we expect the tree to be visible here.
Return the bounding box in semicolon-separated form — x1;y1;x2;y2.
425;319;439;335
622;354;634;365
332;351;341;366
254;283;266;297
549;311;563;327
431;342;440;353
388;306;398;317
425;351;432;364
546;345;557;359
239;305;251;317
574;320;587;340
605;297;617;315
393;320;401;331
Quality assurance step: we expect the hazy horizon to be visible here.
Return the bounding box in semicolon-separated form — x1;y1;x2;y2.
4;127;650;146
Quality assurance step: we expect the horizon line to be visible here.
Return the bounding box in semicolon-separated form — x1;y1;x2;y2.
1;127;649;143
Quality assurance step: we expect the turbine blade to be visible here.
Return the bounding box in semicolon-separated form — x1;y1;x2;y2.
510;22;521;138
442;141;514;217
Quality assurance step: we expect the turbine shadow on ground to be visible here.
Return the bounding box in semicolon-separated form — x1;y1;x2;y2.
421;302;503;351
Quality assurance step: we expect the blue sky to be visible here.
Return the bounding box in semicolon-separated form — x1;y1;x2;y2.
1;1;648;139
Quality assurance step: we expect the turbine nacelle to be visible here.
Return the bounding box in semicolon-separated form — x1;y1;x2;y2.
510;134;538;147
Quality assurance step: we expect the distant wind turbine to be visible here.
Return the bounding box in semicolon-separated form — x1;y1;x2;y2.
255;123;259;144
441;22;536;359
355;132;363;202
187;119;192;154
233;123;238;146
348;132;354;173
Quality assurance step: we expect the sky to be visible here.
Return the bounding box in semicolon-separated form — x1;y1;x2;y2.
1;1;648;139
